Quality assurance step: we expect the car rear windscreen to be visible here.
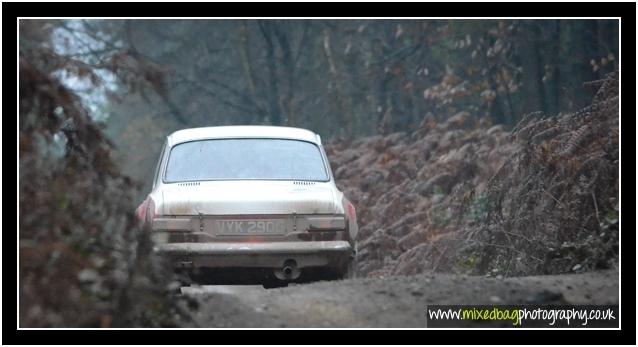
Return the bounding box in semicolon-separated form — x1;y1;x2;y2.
164;138;329;182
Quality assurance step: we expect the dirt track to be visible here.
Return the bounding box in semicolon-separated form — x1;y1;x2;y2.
182;269;618;328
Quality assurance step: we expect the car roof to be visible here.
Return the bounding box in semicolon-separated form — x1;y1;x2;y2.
166;126;322;147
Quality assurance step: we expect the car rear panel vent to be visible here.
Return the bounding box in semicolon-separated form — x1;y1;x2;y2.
293;181;315;186
178;182;200;186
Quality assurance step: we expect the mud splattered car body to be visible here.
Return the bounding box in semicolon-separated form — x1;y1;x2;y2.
136;126;357;286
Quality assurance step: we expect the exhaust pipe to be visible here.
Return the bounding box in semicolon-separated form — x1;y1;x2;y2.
283;266;293;276
274;259;300;280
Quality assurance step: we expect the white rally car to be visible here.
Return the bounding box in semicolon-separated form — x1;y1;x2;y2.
136;126;358;287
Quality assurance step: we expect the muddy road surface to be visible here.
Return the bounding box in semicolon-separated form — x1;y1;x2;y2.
181;269;618;328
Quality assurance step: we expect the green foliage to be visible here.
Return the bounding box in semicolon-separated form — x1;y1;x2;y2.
469;192;489;224
456;254;478;274
601;203;619;228
431;205;453;228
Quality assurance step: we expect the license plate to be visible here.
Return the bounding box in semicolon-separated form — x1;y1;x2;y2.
214;219;287;235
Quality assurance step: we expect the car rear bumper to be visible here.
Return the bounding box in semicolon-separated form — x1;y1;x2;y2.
154;240;353;269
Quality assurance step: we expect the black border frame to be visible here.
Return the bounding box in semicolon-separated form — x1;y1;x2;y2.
6;2;636;345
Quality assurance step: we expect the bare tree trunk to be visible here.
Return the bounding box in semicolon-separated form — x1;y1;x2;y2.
480;32;506;125
272;22;295;126
515;22;547;117
258;21;282;126
546;20;561;116
530;23;547;116
322;28;350;137
370;37;389;134
237;20;261;122
575;21;599;107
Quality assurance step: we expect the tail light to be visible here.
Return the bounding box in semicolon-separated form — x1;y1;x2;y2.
135;200;146;223
135;197;156;227
342;196;357;241
344;197;356;224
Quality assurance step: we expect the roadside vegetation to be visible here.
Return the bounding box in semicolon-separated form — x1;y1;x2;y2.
326;72;618;278
19;20;192;327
